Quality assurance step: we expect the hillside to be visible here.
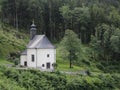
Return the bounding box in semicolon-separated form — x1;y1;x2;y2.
0;26;120;89
0;25;28;58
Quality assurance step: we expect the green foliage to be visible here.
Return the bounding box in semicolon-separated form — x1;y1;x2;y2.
90;24;120;72
0;0;120;72
0;67;67;90
60;30;81;53
66;74;120;90
1;0;120;42
0;66;120;90
60;5;72;20
0;67;26;90
60;30;81;68
110;28;120;53
0;26;28;58
0;0;120;89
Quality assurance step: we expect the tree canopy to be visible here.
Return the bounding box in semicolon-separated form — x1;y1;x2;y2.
1;0;120;42
60;30;81;68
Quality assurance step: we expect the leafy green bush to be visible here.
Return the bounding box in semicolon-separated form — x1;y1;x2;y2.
0;66;120;90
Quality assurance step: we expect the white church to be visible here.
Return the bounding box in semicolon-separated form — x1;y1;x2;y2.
20;21;56;71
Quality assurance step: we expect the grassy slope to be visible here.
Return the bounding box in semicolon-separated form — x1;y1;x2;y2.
56;44;102;73
0;25;28;58
0;24;29;68
0;58;13;65
0;25;29;89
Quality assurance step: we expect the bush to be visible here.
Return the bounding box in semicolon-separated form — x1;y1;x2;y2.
0;66;120;90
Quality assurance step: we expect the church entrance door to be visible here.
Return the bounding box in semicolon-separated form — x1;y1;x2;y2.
24;61;27;66
46;62;50;69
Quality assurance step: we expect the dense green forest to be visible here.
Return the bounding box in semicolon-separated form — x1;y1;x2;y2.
0;0;120;90
0;0;120;70
1;0;120;41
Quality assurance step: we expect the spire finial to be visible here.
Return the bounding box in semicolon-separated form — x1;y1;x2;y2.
32;19;34;24
31;19;36;27
30;19;37;40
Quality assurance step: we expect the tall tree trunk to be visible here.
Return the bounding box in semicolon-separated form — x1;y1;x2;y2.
69;50;72;68
53;21;55;40
49;0;52;40
15;0;18;31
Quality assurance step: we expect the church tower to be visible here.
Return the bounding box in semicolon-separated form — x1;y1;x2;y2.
30;20;37;40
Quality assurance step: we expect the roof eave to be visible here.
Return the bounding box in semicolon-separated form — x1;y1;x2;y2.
21;52;27;55
27;47;56;49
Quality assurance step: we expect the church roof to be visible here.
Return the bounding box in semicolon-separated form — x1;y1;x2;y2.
27;35;55;49
21;49;27;55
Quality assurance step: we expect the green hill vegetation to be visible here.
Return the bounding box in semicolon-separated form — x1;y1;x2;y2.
0;25;28;58
0;25;120;90
0;66;120;90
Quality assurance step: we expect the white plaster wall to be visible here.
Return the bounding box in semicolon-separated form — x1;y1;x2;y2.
36;49;56;70
27;48;56;70
27;49;37;68
20;55;27;66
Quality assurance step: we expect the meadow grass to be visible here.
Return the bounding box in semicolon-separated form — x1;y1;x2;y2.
0;58;13;65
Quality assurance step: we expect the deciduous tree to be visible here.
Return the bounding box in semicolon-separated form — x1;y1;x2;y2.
60;29;81;68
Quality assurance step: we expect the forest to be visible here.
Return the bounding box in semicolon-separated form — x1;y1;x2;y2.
0;0;120;90
1;0;120;41
0;0;120;69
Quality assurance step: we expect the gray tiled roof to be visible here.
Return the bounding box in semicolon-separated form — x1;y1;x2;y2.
27;35;55;49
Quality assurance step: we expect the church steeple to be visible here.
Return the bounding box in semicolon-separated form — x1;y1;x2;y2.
30;20;37;40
